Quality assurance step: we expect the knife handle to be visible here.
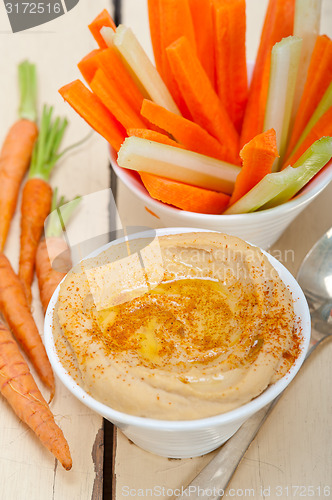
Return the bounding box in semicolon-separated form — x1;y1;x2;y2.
178;401;276;500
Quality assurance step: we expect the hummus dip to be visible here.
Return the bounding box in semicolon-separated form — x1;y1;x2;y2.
54;232;300;420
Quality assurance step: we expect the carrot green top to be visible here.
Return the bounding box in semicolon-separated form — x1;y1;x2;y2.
28;105;68;182
45;188;81;239
18;60;37;122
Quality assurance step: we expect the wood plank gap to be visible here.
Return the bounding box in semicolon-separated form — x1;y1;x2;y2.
103;3;121;499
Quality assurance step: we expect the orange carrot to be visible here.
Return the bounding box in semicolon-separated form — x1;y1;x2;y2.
285;35;332;159
157;0;197;117
90;69;147;130
230;129;279;205
283;107;332;167
140;172;230;214
166;36;240;163
213;0;248;133
0;252;55;393
0;120;38;251
0;319;72;470
0;61;38;251
59;80;126;151
240;0;296;147
88;9;116;49
141;99;232;161
77;49;102;85
36;238;69;314
78;47;145;116
147;0;163;75
189;0;215;88
19;178;53;304
36;192;79;314
19;106;69;304
127;128;184;148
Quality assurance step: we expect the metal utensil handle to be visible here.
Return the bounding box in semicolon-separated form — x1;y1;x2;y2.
178;335;328;500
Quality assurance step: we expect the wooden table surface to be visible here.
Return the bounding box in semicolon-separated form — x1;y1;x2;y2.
1;1;331;499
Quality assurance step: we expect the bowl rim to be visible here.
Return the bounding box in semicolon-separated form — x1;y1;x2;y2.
110;147;332;221
44;227;311;430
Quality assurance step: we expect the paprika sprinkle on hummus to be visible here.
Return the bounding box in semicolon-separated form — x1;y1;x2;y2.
53;232;300;420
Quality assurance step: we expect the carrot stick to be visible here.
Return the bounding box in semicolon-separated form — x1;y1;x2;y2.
0;319;71;469
285;34;332;159
166;36;240;163
88;9;116;49
0;253;55;393
127;128;184;149
147;0;163;75
283;106;332;167
140;172;230;214
77;49;102;85
213;0;248;133
189;0;215;88
90;68;147;130
158;0;197;117
0;61;38;251
230;129;279;205
141;99;232;161
19;179;53;304
240;0;296;147
59;80;126;151
78;47;145;117
19;106;68;304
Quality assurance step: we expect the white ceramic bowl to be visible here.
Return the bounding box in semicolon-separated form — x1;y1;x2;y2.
44;228;310;458
111;149;332;250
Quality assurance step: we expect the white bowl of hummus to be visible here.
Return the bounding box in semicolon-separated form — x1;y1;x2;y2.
44;228;310;458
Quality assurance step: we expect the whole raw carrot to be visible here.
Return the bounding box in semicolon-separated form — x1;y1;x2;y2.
0;61;38;251
36;192;80;314
0;252;55;393
19;106;68;304
0;319;72;469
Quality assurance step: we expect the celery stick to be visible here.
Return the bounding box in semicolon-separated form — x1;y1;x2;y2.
291;0;322;125
263;136;332;208
288;82;332;159
263;36;302;171
111;25;181;115
18;60;37;122
100;26;115;47
224;137;332;214
117;137;240;194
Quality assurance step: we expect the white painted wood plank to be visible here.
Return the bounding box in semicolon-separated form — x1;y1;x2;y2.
0;1;112;498
114;0;332;497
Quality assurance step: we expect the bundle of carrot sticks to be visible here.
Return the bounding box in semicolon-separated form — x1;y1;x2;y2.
59;2;332;215
0;62;73;470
